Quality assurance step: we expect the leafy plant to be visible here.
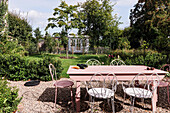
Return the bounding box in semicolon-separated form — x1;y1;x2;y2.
0;79;21;113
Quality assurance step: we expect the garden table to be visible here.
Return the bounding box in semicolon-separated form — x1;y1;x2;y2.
67;65;168;112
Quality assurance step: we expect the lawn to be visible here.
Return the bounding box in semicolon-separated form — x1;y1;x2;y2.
25;54;106;78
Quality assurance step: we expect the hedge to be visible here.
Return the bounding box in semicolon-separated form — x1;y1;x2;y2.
0;54;63;81
99;49;167;69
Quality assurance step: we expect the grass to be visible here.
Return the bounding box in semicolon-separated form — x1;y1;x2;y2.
24;53;106;78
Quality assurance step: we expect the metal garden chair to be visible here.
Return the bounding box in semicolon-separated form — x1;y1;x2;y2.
122;73;160;113
49;63;74;109
84;72;118;113
86;59;101;66
110;59;125;66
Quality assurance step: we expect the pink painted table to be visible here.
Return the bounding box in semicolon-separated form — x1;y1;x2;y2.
67;65;168;112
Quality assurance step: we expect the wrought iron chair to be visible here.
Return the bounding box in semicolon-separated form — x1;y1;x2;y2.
122;73;160;112
49;63;74;109
158;64;170;104
110;59;125;66
84;72;118;113
86;59;101;66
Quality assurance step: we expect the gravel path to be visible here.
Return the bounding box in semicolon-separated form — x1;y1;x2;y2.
8;79;170;113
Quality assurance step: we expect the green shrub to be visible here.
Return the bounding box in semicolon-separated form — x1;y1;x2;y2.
0;54;63;81
125;52;167;68
0;79;21;113
99;49;167;68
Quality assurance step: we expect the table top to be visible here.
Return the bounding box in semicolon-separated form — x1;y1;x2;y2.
67;65;168;75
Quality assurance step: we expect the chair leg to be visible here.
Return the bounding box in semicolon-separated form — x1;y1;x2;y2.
107;98;111;108
70;86;74;111
130;96;135;113
123;93;126;105
89;96;93;113
157;87;159;98
167;85;170;104
54;87;57;109
111;97;115;113
141;98;145;109
151;97;154;112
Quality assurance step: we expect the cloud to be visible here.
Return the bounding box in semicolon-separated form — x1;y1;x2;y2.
64;0;86;5
111;0;138;6
9;8;51;32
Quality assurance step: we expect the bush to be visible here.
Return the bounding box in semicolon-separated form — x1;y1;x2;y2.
0;54;63;81
99;49;167;68
0;40;28;56
0;79;21;113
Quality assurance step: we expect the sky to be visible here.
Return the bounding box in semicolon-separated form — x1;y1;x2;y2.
8;0;138;35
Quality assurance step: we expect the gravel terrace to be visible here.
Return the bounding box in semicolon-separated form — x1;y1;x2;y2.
8;78;170;113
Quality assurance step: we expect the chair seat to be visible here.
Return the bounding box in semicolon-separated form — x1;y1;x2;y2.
54;80;74;88
158;81;169;87
124;87;152;98
87;88;115;99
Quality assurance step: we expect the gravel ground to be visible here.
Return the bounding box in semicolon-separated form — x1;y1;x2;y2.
8;79;170;113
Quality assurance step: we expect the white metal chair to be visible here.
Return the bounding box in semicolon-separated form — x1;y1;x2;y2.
49;63;74;109
86;59;101;66
84;72;118;113
122;73;160;112
110;59;125;66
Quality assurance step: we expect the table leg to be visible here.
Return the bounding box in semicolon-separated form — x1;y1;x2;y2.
152;82;158;112
76;81;81;112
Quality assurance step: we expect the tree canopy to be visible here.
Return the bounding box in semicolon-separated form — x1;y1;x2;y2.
46;1;80;57
79;0;121;49
0;0;8;36
130;0;169;52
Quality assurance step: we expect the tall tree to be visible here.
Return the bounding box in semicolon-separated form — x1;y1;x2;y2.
0;0;8;36
46;1;79;58
79;0;121;50
34;27;42;53
8;12;34;46
130;0;169;51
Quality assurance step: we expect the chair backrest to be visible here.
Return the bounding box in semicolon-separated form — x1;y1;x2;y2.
86;59;101;66
110;59;126;66
130;73;160;98
49;63;57;81
85;72;118;98
160;64;170;72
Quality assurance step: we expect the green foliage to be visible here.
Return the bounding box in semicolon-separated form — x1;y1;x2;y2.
80;0;121;49
98;49;167;68
0;54;63;81
40;32;60;53
46;1;79;45
46;1;80;58
0;40;28;56
130;0;169;52
0;0;8;35
118;37;131;50
34;27;43;53
8;12;35;54
0;79;21;113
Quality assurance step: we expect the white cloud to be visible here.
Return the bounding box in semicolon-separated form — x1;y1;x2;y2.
64;0;86;5
111;0;138;6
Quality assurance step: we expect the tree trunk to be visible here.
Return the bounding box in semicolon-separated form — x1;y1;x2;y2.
37;42;39;54
66;45;68;59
